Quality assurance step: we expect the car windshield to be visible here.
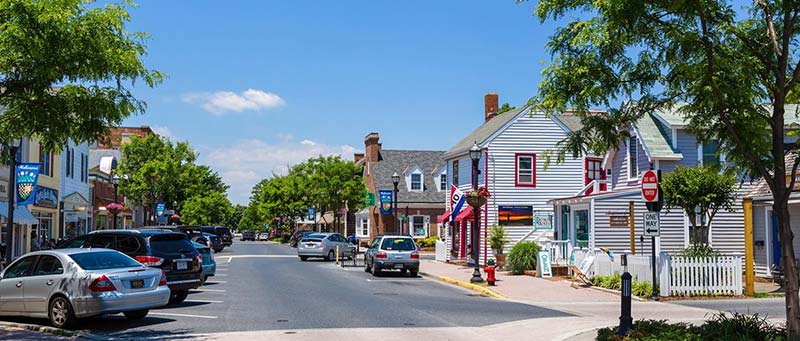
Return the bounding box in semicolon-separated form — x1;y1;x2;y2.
380;238;416;251
70;251;141;270
216;227;230;234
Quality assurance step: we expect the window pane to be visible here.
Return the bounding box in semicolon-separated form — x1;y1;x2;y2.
629;137;638;177
519;157;532;171
411;174;421;190
518;174;532;184
5;256;37;278
440;174;447;191
33;256;63;276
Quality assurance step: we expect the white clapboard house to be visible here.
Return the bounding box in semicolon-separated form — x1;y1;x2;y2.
440;93;602;264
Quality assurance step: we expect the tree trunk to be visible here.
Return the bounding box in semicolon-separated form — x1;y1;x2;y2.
776;200;800;337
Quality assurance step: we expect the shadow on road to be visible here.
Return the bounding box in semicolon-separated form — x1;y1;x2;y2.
78;315;195;339
154;300;212;309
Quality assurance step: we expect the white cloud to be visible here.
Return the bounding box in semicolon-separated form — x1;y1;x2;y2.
151;125;173;139
182;89;286;115
198;137;359;205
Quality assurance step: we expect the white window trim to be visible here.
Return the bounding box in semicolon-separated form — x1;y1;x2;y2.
409;215;429;238
438;172;447;192
516;154;535;185
409;172;423;192
627;135;640;181
357;217;370;238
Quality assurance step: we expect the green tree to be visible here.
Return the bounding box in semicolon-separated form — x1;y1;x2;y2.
661;166;738;245
181;192;232;226
532;0;800;333
226;204;246;229
0;0;162;151
291;156;366;229
498;103;516;114
238;205;261;231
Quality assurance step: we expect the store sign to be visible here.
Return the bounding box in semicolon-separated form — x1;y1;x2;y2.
379;190;393;215
534;212;553;230
498;205;533;226
608;213;630;227
15;163;41;206
34;186;58;208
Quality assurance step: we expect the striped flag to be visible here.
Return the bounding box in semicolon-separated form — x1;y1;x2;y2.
450;185;466;222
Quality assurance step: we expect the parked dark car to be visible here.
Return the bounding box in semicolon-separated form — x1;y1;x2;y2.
58;230;203;304
241;230;256;241
203;226;233;248
140;225;210;246
289;230;314;247
202;232;224;253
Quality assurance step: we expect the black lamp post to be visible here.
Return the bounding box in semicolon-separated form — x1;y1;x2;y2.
391;172;400;235
112;174;120;230
469;142;483;283
4;141;20;265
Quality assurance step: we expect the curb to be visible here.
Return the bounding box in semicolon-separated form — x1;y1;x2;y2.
420;272;505;299
0;320;106;339
588;286;649;302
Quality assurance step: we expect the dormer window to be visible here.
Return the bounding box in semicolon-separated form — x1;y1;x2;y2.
411;173;422;191
440;173;447;191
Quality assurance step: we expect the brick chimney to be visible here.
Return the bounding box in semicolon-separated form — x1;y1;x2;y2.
485;93;499;122
353;153;365;163
364;133;381;163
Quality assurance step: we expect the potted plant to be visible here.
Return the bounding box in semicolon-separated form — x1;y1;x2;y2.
488;226;509;269
465;187;491;207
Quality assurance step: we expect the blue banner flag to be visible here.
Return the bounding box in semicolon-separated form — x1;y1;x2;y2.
16;163;41;206
379;190;393;215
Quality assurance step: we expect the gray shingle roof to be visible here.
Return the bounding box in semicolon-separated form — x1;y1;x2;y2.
371;150;446;204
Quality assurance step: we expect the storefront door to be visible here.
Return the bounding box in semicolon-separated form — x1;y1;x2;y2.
571;206;590;249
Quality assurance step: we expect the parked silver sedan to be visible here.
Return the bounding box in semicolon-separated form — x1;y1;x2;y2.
0;248;170;328
297;233;355;261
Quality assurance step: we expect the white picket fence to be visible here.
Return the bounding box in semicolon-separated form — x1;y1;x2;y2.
659;253;743;296
593;253;654;283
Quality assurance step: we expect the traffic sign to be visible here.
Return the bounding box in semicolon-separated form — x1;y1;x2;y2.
641;170;659;202
643;212;660;237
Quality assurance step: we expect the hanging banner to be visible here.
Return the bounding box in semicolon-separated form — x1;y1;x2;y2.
379;190;393;215
16;163;41;206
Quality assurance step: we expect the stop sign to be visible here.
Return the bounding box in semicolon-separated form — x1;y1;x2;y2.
642;169;658;202
641;170;659;202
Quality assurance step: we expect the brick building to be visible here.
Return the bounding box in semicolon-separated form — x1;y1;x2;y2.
354;133;446;243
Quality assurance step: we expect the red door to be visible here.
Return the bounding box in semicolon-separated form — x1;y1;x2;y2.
585;158;606;195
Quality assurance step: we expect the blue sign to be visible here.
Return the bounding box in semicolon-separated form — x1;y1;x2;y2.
15;163;41;206
156;202;166;217
33;186;58;209
379;190;393;215
307;207;315;220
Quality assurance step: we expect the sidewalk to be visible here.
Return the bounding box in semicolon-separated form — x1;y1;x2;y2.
419;260;722;340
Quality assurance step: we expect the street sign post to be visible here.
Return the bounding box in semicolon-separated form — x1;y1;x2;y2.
643;212;660;237
641;170;658;202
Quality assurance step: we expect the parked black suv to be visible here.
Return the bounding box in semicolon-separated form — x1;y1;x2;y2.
58;230;203;304
203;226;233;248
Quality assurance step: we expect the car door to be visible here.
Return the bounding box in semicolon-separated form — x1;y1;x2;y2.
337;235;352;257
24;255;65;314
0;255;38;314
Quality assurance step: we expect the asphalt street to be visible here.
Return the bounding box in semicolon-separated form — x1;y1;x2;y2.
672;297;786;320
0;241;571;339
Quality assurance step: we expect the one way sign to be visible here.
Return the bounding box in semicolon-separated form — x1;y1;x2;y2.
643;212;660;237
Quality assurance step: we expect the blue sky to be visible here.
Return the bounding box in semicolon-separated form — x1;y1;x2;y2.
120;1;563;204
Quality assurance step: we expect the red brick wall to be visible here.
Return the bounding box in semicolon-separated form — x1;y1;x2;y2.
97;126;155;149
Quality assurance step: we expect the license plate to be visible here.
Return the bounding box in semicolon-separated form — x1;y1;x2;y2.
130;279;144;289
394;264;404;269
306;244;315;248
176;261;188;270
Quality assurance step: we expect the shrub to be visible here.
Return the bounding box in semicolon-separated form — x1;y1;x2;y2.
676;244;720;258
631;281;653;298
507;242;541;275
416;236;439;248
591;274;653;298
488;226;509;254
595;314;786;341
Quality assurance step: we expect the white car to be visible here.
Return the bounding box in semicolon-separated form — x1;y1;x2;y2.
0;248;170;328
257;233;270;241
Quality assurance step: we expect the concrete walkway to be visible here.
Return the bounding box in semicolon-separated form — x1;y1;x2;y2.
419;260;723;340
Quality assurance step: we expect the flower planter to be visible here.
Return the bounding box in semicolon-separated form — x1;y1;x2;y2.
466;195;487;208
495;254;507;270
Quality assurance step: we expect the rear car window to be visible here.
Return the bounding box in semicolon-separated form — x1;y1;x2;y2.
380;238;416;251
70;251;141;270
150;234;195;253
216;227;231;235
307;234;327;240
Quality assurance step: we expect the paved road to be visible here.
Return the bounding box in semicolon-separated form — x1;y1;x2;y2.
0;241;571;339
672;297;786;320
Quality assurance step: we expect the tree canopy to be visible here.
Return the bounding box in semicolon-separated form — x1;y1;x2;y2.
181;191;233;226
532;0;800;334
0;0;162;151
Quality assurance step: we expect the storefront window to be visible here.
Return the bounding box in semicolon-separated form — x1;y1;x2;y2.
411;216;428;238
33;211;53;242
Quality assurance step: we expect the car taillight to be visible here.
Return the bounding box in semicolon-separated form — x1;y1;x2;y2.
89;275;117;292
159;270;167;286
135;256;164;267
376;251;387;259
197;254;203;263
411;252;419;259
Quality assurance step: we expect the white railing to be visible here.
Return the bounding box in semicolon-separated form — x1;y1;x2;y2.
546;240;572;265
574;179;611;196
659;253;743;296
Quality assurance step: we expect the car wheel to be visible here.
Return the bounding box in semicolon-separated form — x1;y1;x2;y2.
364;259;371;272
169;290;189;304
327;250;335;261
123;309;149;320
371;263;381;277
299;256;308;261
203;275;209;283
49;296;77;329
401;269;408;275
410;269;419;277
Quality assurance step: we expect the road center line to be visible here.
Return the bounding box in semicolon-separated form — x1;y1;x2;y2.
150;312;218;319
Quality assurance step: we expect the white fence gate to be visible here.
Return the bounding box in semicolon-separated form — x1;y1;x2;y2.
659;253;743;296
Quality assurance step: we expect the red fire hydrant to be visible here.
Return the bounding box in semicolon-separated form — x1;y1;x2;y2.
485;264;496;286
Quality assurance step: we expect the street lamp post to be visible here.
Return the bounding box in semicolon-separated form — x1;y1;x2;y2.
112;174;120;230
391;172;400;235
4;142;19;265
469;142;483;283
